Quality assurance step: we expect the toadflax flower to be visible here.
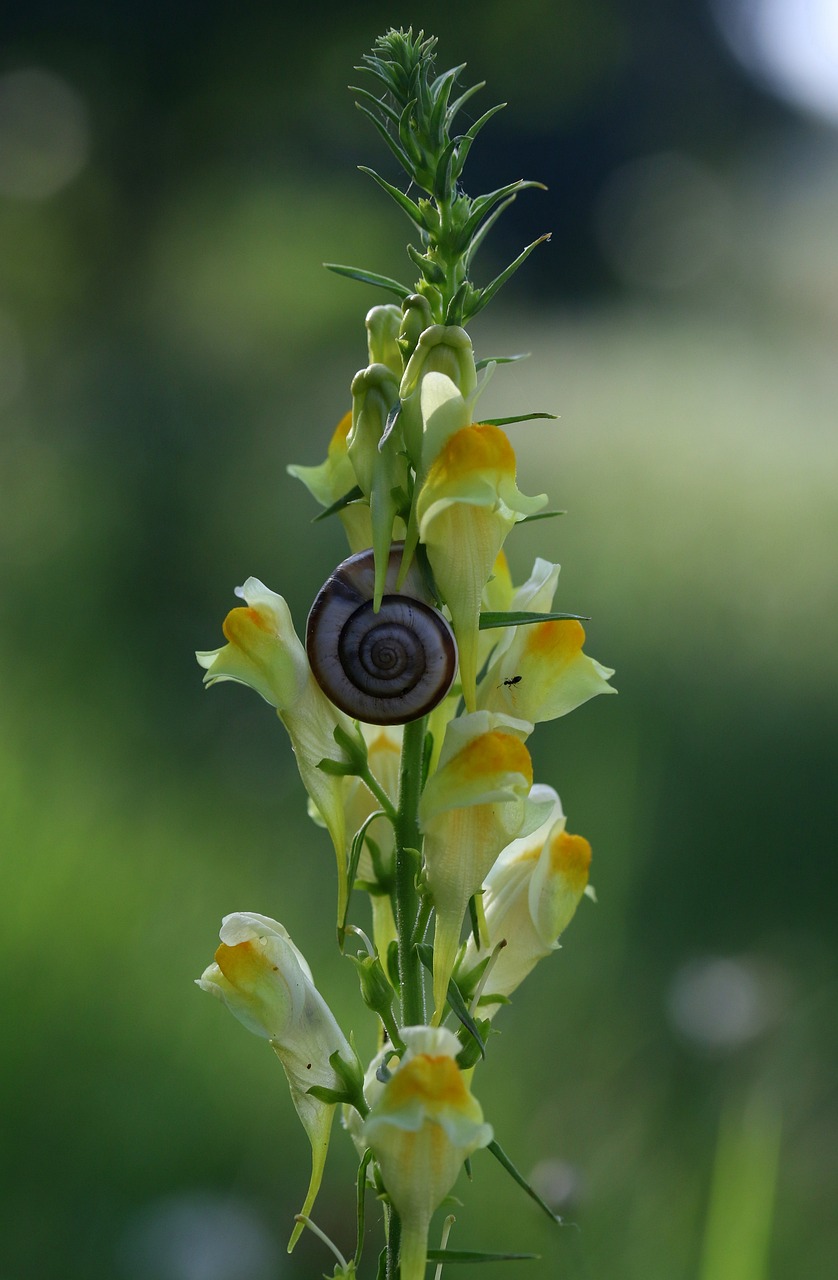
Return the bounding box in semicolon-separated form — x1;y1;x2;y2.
415;373;547;711
196;580;357;920
459;785;592;1017
418;711;552;1022
477;557;615;724
197;913;357;1248
363;1026;493;1280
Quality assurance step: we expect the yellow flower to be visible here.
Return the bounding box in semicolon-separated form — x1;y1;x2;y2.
419;435;547;713
197;913;354;1249
418;711;548;1022
287;412;374;554
196;579;356;921
459;785;592;1016
477;557;615;723
363;1027;493;1280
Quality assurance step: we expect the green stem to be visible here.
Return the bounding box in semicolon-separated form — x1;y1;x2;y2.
386;1204;402;1280
360;767;398;824
393;715;428;1026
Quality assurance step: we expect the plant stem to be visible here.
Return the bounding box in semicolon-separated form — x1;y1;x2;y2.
386;1203;402;1280
393;715;428;1027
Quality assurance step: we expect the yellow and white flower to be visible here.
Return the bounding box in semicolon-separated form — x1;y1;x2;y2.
287;412;374;554
363;1026;493;1280
459;785;592;1016
418;711;550;1022
477;557;615;724
415;375;547;711
197;913;354;1248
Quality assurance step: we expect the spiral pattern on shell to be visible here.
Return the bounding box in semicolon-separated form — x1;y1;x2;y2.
306;545;458;725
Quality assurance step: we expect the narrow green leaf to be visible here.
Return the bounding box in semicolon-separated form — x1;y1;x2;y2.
462;181;546;244
487;1139;563;1225
351;85;401;128
354;1149;374;1270
447;976;486;1058
316;757;359;778
428;65;464;137
474;354;530;371
518;510;565;524
467;234;552;320
478;609;590;630
354;102;412;172
343;811;387;936
426;1249;539;1264
313;485;365;522
445;80;486;130
464;194;517;266
454;102;507;178
324;263;412;300
396;99;423;166
306;1084;347;1104
358;166;425;227
480;413;557;426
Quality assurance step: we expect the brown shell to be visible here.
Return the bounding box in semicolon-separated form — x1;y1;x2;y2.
306;545;458;725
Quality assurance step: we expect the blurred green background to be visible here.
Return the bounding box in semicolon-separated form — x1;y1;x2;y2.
2;2;836;1278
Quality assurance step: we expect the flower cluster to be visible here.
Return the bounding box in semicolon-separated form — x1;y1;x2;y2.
195;28;614;1277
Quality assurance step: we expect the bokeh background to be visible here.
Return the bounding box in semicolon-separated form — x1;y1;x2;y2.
2;2;837;1278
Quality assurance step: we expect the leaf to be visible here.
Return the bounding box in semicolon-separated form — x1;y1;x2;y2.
464;194;518;266
358;166;425;227
478;609;590;630
461;181;546;244
426;1249;540;1264
324;263;412;300
518;510;565;524
312;485;365;522
467;234;552;321
480;413;557;427
353;100;412;172
447;977;486;1059
487;1139;563;1225
474;354;530;371
354;1149;374;1269
342;812;388;937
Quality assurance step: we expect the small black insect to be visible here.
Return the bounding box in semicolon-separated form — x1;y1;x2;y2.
499;675;522;689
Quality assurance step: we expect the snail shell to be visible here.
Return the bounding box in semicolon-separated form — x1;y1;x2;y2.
306;545;458;725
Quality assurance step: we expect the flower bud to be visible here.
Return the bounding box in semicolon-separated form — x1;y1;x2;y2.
365;304;404;375
197;913;355;1248
459;787;592;1015
397;293;434;364
398;324;477;466
363;1027;493;1280
349;363;409;608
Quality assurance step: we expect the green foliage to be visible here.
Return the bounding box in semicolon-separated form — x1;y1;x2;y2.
332;27;550;325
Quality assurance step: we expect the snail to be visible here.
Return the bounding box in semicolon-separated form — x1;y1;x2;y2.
306;544;458;725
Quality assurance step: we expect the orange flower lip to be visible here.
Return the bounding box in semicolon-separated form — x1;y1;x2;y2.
550;831;592;891
430;423;516;482
214;938;264;985
451;730;533;788
384;1053;472;1111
